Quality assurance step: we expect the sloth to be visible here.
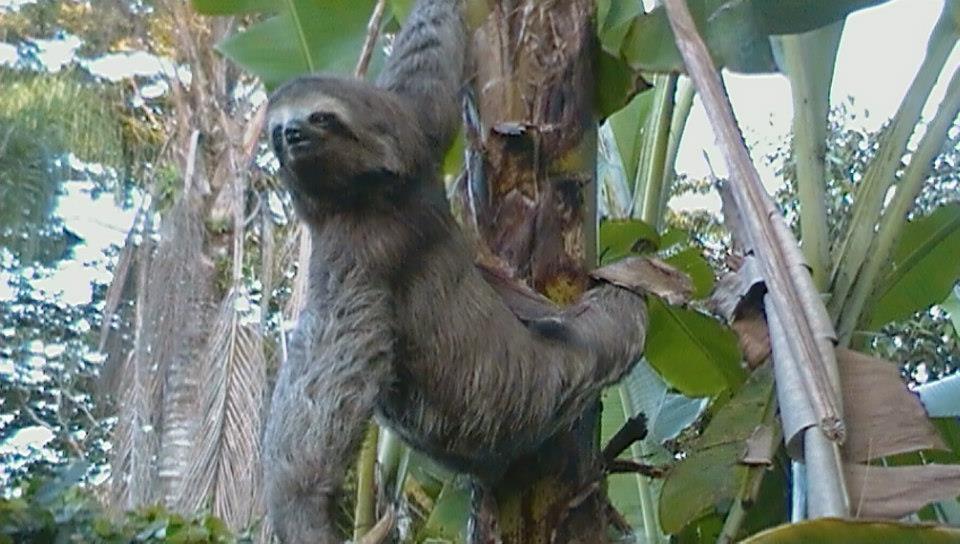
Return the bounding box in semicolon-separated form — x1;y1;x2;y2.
262;0;650;542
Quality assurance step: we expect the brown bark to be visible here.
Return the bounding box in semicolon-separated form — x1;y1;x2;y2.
462;1;610;541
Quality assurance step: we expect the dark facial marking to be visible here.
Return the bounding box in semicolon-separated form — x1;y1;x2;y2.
308;111;338;128
271;125;284;157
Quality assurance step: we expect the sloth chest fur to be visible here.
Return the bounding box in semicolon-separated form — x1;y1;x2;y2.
300;220;553;477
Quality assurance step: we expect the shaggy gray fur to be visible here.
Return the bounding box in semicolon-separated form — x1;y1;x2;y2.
262;0;649;541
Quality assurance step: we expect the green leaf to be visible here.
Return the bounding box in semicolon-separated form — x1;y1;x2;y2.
869;204;960;329
601;361;708;529
618;0;889;74
740;518;960;544
601;390;653;529
606;90;655;191
599;218;660;264
214;0;376;89
664;247;714;299
595;50;649;119
389;0;414;23
659;366;774;533
443;130;465;178
419;477;470;543
645;299;744;397
673;514;724;543
596;0;643;54
190;0;278;15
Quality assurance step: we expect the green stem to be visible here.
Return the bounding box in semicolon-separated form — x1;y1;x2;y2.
775;21;844;290
353;421;380;541
836;65;960;345
632;73;678;228
376;427;405;502
284;0;316;71
618;384;664;544
829;2;958;317
657;77;696;224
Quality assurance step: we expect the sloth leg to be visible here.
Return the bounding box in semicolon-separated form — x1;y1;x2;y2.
263;286;395;544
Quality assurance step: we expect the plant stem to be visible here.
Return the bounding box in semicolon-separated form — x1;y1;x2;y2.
774;22;844;290
618;385;664;544
656;77;695;224
355;0;388;78
835;65;960;344
829;2;959;318
353;422;380;541
632;73;678;228
717;384;780;543
662;0;848;513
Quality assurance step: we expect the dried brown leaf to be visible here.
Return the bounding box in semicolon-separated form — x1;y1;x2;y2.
590;256;693;305
741;424;776;467
838;348;947;462
846;463;960;519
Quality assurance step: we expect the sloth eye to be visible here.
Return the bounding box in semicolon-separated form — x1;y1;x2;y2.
308;111;338;127
270;125;284;156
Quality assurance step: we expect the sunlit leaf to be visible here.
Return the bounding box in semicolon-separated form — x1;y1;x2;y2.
606;90;655;191
419;477;470;543
599;218;659;264
664;247;714;299
869;204;960;329
214;0;376;89
190;0;278;15
645;299;744;397
601;360;708;529
618;0;889;74
741;518;960;544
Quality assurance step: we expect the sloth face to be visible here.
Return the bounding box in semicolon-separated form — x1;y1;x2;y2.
268;89;361;191
266;76;420;209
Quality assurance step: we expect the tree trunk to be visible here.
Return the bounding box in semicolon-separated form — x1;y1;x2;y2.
462;1;608;541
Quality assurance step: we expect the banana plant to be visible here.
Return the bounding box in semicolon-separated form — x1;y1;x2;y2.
188;0;960;541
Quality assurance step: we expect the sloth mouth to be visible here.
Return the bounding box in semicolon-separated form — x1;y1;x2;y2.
284;126;307;146
273;122;319;160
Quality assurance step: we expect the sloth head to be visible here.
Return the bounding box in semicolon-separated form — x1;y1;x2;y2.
267;76;430;212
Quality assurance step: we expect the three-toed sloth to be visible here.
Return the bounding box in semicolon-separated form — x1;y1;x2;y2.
262;0;649;541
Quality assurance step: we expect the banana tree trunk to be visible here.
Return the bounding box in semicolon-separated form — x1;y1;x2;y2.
462;1;608;541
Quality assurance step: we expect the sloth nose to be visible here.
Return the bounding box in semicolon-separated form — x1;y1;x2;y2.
283;120;308;146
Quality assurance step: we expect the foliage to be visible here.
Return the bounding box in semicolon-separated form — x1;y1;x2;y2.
0;68;124;167
769;107;960;381
190;0;381;89
597;0;889;74
0;266;111;489
0;463;251;544
0;67;131;265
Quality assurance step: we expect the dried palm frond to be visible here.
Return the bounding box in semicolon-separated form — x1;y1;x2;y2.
177;286;266;528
